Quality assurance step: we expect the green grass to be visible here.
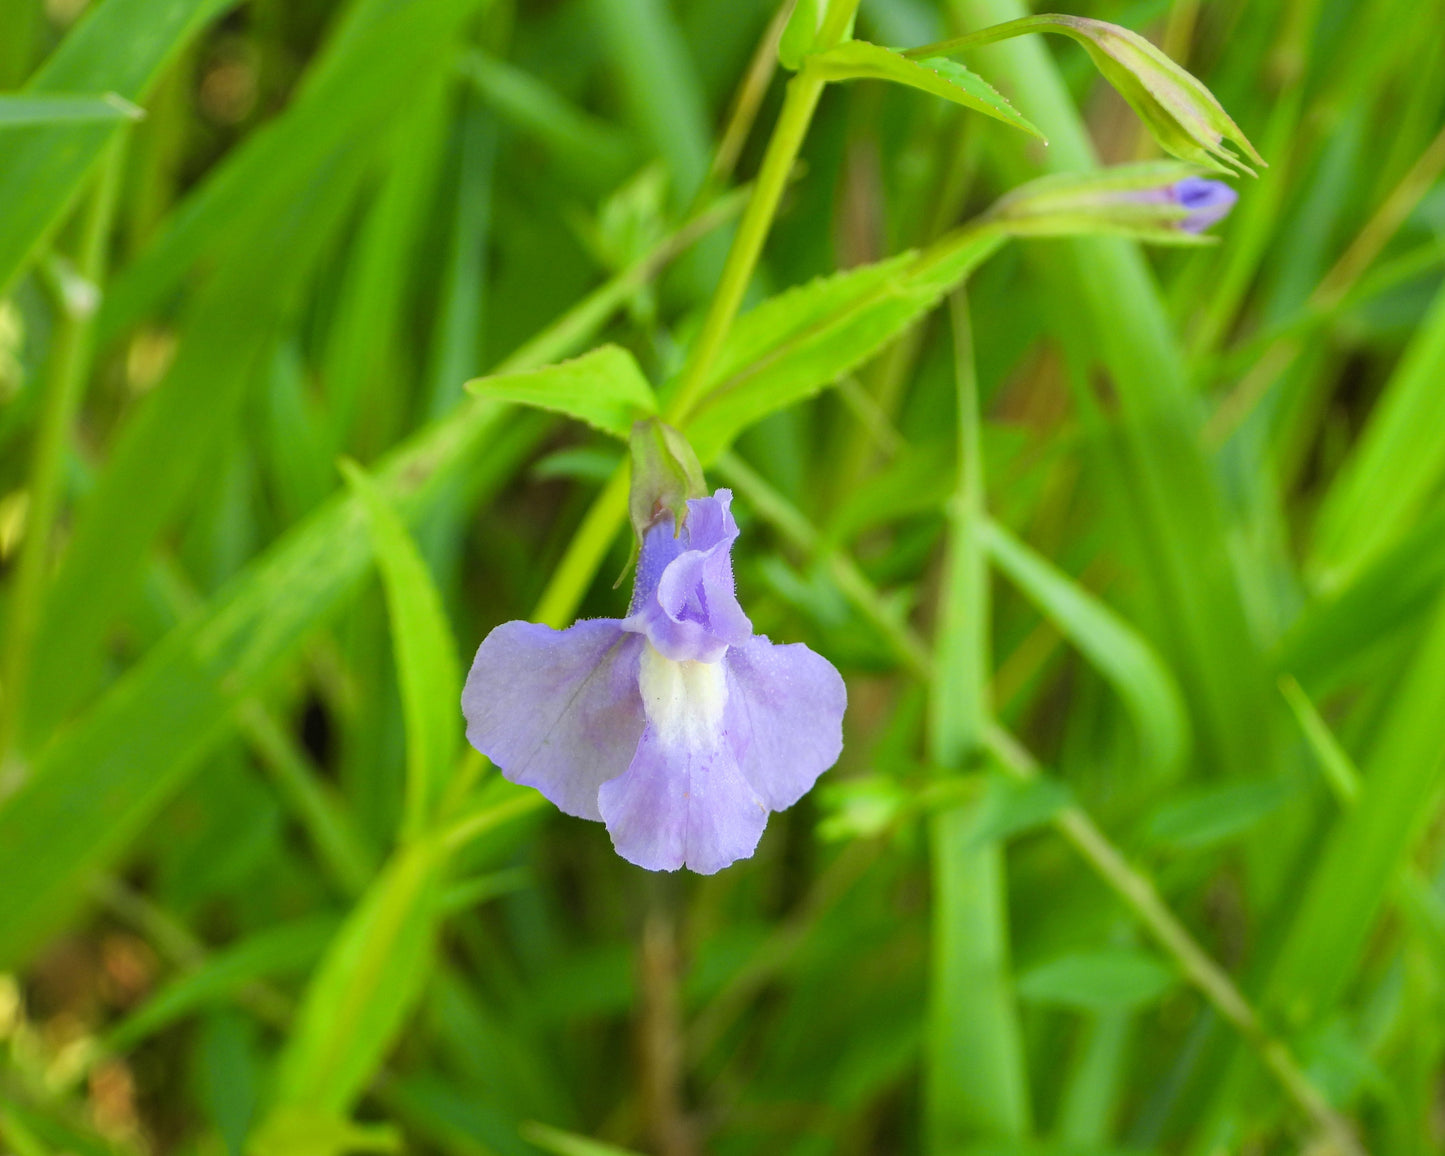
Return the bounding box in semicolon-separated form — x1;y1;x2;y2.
2;0;1444;1153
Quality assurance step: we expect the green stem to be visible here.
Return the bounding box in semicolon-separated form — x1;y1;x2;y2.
902;15;1068;60
664;71;826;424
531;0;859;626
666;0;860;424
0;139;124;760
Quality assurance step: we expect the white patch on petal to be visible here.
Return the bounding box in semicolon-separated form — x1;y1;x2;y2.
637;640;727;751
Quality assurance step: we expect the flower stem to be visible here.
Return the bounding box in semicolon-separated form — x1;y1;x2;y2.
663;70;826;424
665;0;860;424
533;0;860;626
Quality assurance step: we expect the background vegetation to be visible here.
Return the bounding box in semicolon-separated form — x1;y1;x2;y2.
2;0;1444;1153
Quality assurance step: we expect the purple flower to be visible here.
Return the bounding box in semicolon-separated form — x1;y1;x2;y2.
462;489;846;874
1157;176;1237;233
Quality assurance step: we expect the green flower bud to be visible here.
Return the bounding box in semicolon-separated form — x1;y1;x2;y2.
628;418;707;542
905;15;1265;177
986;162;1238;244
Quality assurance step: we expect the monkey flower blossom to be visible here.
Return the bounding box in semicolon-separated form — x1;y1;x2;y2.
462;490;846;874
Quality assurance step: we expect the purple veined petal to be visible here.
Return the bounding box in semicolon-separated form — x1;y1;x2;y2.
626;489;752;664
723;635;847;811
462;619;646;821
597;641;767;873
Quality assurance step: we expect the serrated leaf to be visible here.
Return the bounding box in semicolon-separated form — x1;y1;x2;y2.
804;41;1043;140
1017;949;1177;1011
685;230;1004;462
465;344;657;439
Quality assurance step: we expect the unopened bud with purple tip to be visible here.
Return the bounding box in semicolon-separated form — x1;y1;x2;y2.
986;162;1239;245
1153;176;1238;234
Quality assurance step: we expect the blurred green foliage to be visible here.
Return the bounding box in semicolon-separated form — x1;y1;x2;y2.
1;0;1444;1153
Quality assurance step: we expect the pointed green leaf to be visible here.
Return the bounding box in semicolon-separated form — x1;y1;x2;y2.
341;460;461;840
1018;949;1177;1011
983;519;1190;776
685;229;1005;462
805;40;1043;139
465;344;658;439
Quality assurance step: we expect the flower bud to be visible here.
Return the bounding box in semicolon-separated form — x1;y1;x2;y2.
986;162;1238;243
628;418;707;542
904;15;1265;177
1049;15;1264;176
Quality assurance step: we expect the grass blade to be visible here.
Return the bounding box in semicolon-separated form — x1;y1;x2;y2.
343;461;462;840
0;0;232;296
983;519;1189;776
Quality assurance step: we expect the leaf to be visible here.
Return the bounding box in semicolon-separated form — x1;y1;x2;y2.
0;1109;53;1156
805;41;1043;139
1278;505;1445;687
777;0;819;70
685;230;1005;462
458;52;634;193
464;344;657;439
95;0;481;344
1310;280;1445;587
1143;778;1297;851
0;0;233;296
907;14;1263;175
1278;676;1361;806
270;841;442;1115
1263;595;1445;1031
342;460;462;839
983;520;1190;776
0;93;142;126
1017;949;1177;1011
967;774;1072;847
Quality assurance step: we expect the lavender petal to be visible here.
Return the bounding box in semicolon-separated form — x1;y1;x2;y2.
1171;176;1237;233
462;619;645;820
626;489;752;664
597;722;768;874
724;635;847;811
